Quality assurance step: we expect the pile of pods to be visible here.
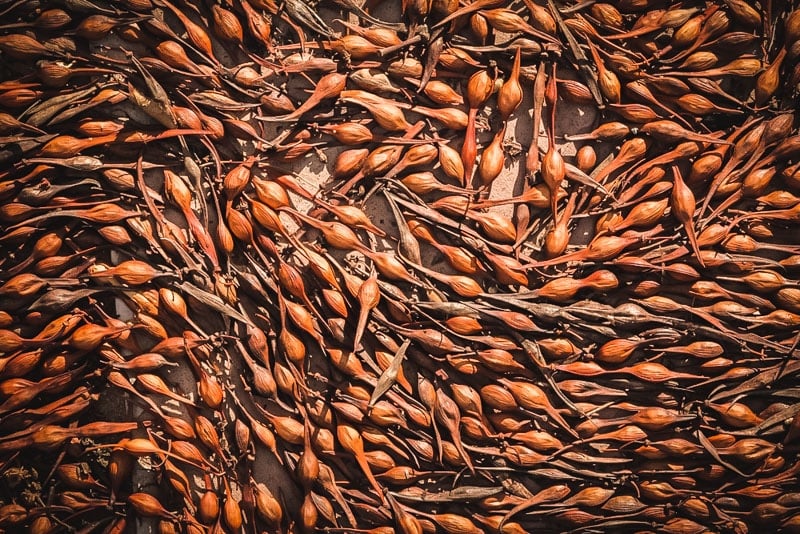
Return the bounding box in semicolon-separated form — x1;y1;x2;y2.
1;0;800;532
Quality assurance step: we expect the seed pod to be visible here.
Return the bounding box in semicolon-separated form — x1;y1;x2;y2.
562;486;616;507
755;48;786;106
254;180;291;212
333;34;381;59
424;80;464;106
541;145;565;203
470;210;517;243
0;33;52;59
558;82;594;107
388;57;423;79
741;167;776;197
591;3;624;27
480;384;518;411
363;144;403;177
221;161;253;204
497;48;523;120
669;11;700;47
707;401;763;428
252;481;282;527
602;495;646;513
465;69;494;109
437;143;466;185
536;277;582;301
321;122;373;145
595;338;640;364
576;146;596;173
333;148;368;179
470;11;490;42
198;486;219;524
128;493;175;519
681;51;718;71
91;259;160;285
412;105;469;130
722;0;761;27
478;129;505;186
431;513;483;534
371;102;410;131
210;4;243;42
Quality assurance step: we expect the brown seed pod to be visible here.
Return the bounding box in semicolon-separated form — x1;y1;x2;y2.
128;493;175;519
424;80;464;106
558;79;594;104
478;129;506;186
320;122;373;145
591;3;624;27
575;145;597;173
602;495;646;513
0;33;53;59
333;148;369;180
211;4;243;43
755;48;786;106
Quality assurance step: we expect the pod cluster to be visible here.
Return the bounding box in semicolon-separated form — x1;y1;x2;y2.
1;0;800;533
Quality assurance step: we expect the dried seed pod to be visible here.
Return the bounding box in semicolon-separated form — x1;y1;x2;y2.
553;79;592;105
424;80;464;106
497;48;523;120
333;148;369;179
469;210;517;243
591;3;624;27
755;48;786;106
466;69;494;109
478;129;506;186
602;495;646;513
707;401;763;428
436;143;466;186
252;481;282;527
319;122;373;145
429;513;483;534
211;4;243;43
723;0;761;27
575;145;597;173
0;33;53;59
128;493;176;519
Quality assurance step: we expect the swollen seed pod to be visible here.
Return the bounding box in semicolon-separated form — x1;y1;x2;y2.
211;4;243;43
333;148;369;180
497;48;522;120
592;3;624;27
541;146;565;212
755;48;786;106
253;481;283;527
595;338;641;364
576;145;596;173
478;129;506;186
332;35;380;59
723;0;761;27
466;69;494;109
198;488;220;524
527;1;557;34
320;122;374;145
424;80;464;106
480;384;518;411
128;493;175;519
438;143;466;185
470;210;516;243
222;160;254;204
602;495;646;513
363;144;404;177
399;143;439;171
